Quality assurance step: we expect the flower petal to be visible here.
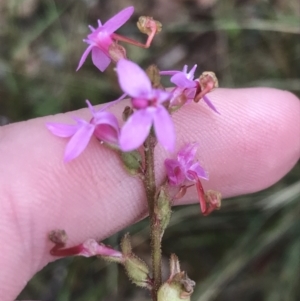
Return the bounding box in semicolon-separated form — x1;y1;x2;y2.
94;124;119;144
93;111;120;144
184;87;197;101
189;162;209;180
92;47;111;72
187;64;197;80
76;44;94;71
165;159;185;186
177;143;198;166
153;89;172;104
46;122;78;137
64;122;95;162
202;95;220;114
103;6;134;34
171;72;196;89
100;93;127;112
159;70;179;76
86;100;96;115
153;106;175;152
119;109;152;151
116;59;152;98
93;111;119;130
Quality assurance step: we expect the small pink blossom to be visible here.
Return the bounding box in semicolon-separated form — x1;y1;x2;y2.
165;143;208;186
116;59;175;152
165;143;215;214
77;6;134;72
165;143;222;215
160;65;219;113
46;101;119;162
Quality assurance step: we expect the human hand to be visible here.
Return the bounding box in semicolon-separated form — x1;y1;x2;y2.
0;87;299;301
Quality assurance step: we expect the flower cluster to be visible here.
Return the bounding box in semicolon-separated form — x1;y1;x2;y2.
47;6;221;214
47;7;222;300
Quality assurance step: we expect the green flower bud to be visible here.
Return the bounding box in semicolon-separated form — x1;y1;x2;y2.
120;233;132;256
124;254;151;289
155;185;172;236
121;233;152;289
146;64;163;89
157;254;195;300
158;281;189;301
120;150;142;175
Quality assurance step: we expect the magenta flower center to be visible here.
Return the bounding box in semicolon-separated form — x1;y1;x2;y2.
88;30;113;52
132;95;159;109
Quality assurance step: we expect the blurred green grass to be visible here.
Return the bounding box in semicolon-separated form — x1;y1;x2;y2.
0;0;299;300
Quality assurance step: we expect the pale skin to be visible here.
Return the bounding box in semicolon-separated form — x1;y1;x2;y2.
0;88;299;301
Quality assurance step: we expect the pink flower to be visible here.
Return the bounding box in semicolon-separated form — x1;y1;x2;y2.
46;101;119;162
165;143;219;215
165;143;208;187
160;65;219;113
165;64;198;89
116;59;175;152
76;6;134;72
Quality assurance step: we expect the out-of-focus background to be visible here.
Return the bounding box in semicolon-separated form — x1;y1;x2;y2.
1;0;299;300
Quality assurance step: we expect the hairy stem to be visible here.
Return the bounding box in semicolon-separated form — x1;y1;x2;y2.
144;132;162;300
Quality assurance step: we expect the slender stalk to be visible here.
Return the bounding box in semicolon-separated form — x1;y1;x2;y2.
112;20;158;49
143;132;162;300
112;33;153;49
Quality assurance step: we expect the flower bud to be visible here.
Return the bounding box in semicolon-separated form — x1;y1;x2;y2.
137;16;162;35
122;106;134;121
120;233;132;256
203;190;222;216
121;233;152;289
49;231;123;262
49;229;68;246
155;185;172;236
157;254;195;301
199;71;218;91
194;71;218;103
158;281;187;301
146;64;163;89
120;150;142;175
124;254;151;289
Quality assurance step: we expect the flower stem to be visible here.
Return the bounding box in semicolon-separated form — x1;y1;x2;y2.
144;132;162;300
112;19;158;49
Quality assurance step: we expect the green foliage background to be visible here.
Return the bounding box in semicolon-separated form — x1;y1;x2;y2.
0;0;299;300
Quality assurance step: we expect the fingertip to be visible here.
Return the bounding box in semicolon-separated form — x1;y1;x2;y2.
174;87;300;199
